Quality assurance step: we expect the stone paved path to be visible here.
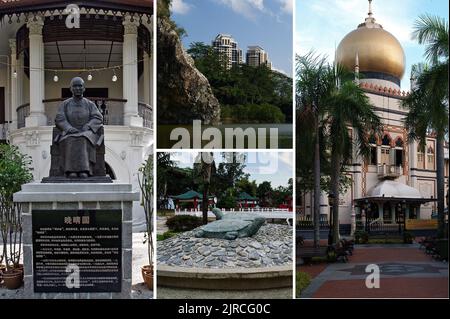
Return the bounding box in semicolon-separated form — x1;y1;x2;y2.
299;244;448;298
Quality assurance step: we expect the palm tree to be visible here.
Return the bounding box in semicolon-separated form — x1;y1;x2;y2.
296;52;331;247
197;152;215;225
323;71;381;244
402;14;449;238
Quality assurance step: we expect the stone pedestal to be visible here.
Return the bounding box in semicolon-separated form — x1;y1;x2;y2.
13;183;139;299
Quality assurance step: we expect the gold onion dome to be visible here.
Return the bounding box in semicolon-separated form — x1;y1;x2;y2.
336;0;405;84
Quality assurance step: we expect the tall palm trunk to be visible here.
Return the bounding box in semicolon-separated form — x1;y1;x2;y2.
331;150;341;244
436;134;446;238
313;115;321;248
202;185;209;225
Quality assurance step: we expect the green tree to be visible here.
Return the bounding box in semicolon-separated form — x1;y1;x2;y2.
138;155;153;266
324;73;381;244
0;144;33;270
217;187;237;209
158;0;187;38
236;176;257;197
402;14;449;238
156;152;174;199
296;52;331;247
187;42;292;124
257;181;273;207
214;153;246;198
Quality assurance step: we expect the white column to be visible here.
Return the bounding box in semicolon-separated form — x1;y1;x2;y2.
26;17;46;127
143;51;151;106
9;39;17;130
123;15;142;127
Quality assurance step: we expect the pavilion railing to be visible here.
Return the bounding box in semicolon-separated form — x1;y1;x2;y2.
17;98;153;129
377;164;402;179
17;103;30;129
357;217;405;234
138;102;153;129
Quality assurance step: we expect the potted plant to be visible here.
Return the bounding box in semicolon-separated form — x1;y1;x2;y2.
0;144;33;289
138;154;154;290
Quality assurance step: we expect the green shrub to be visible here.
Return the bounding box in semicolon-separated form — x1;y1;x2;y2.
403;232;415;244
354;230;369;244
157;231;178;241
296;272;311;297
166;215;203;232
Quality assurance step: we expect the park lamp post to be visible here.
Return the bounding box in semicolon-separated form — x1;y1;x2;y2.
328;192;335;246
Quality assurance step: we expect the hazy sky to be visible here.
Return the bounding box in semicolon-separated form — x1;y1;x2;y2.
170;0;293;76
170;151;293;188
296;0;449;91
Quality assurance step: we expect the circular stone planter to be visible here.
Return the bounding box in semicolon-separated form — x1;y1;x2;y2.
157;224;293;290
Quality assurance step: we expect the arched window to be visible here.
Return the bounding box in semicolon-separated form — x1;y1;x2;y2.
382;134;391;146
394;138;404;167
417;146;425;169
427;145;435;170
381;135;391;164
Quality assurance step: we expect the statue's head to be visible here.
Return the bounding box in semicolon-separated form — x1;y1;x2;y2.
70;77;85;98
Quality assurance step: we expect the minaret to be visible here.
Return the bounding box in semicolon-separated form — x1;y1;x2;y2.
354;52;360;85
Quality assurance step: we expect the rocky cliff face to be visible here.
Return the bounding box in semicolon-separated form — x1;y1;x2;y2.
157;18;221;125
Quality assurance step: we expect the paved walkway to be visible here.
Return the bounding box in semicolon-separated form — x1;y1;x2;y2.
299;244;448;298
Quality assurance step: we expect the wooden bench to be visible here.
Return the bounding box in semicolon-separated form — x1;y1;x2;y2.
329;243;348;263
297;246;328;265
340;239;354;256
297;235;304;246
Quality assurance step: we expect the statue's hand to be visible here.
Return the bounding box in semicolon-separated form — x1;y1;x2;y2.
67;127;79;134
82;124;90;131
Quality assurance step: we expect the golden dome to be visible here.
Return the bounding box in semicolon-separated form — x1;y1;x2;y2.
336;11;405;80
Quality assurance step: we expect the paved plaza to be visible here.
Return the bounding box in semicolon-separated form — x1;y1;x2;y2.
299;243;448;298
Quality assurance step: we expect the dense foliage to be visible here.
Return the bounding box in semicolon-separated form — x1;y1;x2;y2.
166;215;203;232
187;42;292;124
157;153;292;209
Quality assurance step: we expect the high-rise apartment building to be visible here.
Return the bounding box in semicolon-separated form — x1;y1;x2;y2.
246;46;272;69
212;34;243;69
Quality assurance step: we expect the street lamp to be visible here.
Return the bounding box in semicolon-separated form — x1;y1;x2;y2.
328;192;335;245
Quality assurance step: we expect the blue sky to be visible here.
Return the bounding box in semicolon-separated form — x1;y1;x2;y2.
171;151;293;187
170;0;293;76
296;0;449;91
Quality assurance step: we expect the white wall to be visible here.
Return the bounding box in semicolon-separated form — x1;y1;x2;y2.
44;71;123;99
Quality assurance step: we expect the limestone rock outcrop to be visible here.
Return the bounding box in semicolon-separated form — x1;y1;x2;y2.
157;17;220;125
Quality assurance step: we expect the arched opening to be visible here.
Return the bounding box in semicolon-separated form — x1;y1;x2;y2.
105;162;116;180
394;137;404;167
427;145;435;170
382;134;391;146
417;146;425;169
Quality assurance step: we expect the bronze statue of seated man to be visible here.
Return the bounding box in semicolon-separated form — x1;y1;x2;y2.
54;77;104;178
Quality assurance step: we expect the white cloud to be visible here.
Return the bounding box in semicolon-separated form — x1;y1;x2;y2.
216;0;265;20
278;152;293;169
171;0;192;15
278;0;293;14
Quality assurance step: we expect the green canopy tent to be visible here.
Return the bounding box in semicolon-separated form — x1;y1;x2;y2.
171;190;215;210
237;192;258;208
